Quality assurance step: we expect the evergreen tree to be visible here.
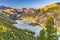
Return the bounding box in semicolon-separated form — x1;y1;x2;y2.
37;16;57;40
46;16;57;40
37;29;46;40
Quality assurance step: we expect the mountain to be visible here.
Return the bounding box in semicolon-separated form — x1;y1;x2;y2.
0;6;35;20
0;17;36;40
34;2;60;32
0;6;12;10
56;3;60;5
0;3;60;40
0;6;36;40
0;3;60;28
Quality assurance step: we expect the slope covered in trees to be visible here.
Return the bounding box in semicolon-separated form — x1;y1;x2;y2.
34;3;60;32
0;17;36;40
0;2;60;40
37;16;58;40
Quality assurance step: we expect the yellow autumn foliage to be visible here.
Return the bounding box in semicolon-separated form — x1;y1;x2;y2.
41;4;58;11
0;25;7;32
3;9;14;14
2;27;7;32
47;4;57;10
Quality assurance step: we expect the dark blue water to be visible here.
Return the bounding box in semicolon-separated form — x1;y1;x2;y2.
13;20;42;36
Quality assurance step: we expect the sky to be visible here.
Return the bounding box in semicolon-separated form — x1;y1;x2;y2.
0;0;60;8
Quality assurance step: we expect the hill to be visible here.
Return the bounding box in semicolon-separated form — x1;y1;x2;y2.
0;3;60;40
0;9;36;40
0;17;36;40
34;3;60;32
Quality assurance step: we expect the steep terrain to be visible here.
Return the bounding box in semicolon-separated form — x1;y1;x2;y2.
35;3;60;32
0;9;36;40
0;3;60;29
0;18;36;40
0;2;60;40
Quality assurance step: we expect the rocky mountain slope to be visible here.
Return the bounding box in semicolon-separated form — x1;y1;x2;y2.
0;3;60;28
0;7;36;40
0;2;60;40
0;17;36;40
35;3;60;32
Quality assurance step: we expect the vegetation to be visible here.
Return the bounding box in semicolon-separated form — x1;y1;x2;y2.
0;16;36;40
0;2;60;40
37;16;57;40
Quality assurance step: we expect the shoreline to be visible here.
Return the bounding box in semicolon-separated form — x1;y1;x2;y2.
19;17;60;33
20;17;45;28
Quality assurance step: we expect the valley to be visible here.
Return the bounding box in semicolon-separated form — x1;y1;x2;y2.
0;2;60;40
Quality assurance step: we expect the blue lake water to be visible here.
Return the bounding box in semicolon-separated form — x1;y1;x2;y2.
13;20;42;36
13;20;60;40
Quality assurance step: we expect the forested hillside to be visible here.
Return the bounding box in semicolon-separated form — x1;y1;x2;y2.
34;3;60;32
0;2;60;40
0;15;36;40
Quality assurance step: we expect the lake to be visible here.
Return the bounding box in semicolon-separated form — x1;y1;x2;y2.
13;20;60;40
13;20;42;37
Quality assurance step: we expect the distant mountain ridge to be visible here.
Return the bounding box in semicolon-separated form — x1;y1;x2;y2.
0;6;36;40
0;2;60;40
55;2;60;5
0;6;12;10
0;2;60;10
0;6;35;10
0;2;60;32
